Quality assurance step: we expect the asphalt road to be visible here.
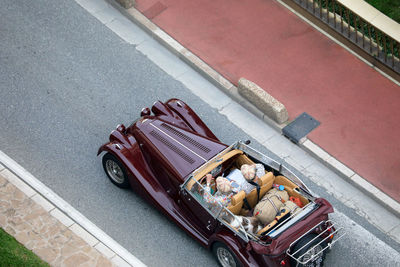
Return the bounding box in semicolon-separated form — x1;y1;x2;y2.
1;0;399;266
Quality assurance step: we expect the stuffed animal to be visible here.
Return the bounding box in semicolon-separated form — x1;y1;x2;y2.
254;188;289;224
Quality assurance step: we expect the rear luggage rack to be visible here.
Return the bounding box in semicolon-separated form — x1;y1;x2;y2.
286;220;345;265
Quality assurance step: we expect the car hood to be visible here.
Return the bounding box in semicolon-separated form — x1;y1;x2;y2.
132;118;227;180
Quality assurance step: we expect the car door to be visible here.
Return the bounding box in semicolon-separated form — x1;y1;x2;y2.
179;177;221;236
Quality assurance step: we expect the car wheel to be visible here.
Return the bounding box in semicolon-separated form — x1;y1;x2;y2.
291;234;328;267
102;153;130;188
212;242;240;267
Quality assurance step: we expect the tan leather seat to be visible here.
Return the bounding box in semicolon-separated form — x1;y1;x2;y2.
227;190;245;215
245;172;275;209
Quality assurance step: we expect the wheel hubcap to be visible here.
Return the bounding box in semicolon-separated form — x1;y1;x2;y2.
302;244;323;267
217;247;236;267
105;160;124;184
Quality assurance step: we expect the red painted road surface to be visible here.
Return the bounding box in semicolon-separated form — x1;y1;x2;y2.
136;0;400;202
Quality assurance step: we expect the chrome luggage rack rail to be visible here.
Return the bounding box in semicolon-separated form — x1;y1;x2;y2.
286;220;345;265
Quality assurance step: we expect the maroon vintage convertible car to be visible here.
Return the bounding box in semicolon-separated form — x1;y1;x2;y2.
98;98;344;267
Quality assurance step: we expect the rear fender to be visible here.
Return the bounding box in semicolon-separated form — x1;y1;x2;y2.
166;98;219;141
209;230;255;266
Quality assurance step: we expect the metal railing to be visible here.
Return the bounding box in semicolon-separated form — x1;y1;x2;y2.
292;0;400;74
287;220;346;265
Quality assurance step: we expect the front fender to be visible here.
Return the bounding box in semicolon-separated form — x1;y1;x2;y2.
166;98;219;141
97;142;114;156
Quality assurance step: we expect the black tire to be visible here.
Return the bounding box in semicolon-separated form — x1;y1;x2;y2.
102;153;130;188
212;242;240;267
290;234;328;267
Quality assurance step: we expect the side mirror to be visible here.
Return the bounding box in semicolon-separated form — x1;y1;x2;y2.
244;140;251;145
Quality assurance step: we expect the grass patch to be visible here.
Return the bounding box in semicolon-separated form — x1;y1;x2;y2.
365;0;400;23
0;228;49;267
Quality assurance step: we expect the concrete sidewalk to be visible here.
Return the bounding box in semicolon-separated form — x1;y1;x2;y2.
130;0;400;208
0;166;113;266
0;154;145;267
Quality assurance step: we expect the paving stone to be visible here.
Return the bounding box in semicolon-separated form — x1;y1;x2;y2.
0;174;7;186
0;214;6;226
0;166;114;267
61;243;82;258
33;247;58;264
96;255;114;267
0;182;16;195
64;252;91;266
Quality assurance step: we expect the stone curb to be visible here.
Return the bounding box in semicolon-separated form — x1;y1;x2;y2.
301;139;400;217
0;151;146;267
109;0;400;218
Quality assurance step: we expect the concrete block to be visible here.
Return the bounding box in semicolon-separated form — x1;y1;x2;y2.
31;194;55;212
50;209;74;228
350;174;379;195
69;224;99;247
302;139;331;161
238;78;288;124
136;39;190;78
375;190;400;215
115;0;135;9
0;169;36;198
111;255;131;267
388;225;400;244
95;242;116;259
108;18;149;45
75;0;110;13
326;157;355;178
